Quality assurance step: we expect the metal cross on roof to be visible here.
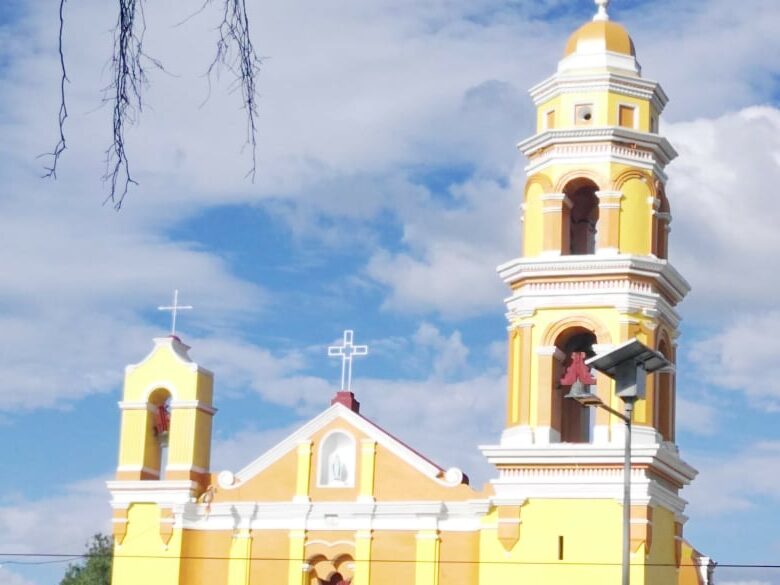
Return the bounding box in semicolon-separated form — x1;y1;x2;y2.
328;330;369;391
158;289;193;336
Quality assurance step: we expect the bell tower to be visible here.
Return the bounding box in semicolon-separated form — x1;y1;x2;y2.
481;2;698;583
108;336;216;585
501;1;682;447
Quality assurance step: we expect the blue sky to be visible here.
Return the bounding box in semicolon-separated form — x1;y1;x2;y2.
0;1;779;584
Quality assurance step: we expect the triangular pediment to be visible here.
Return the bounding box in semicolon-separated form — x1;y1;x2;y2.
213;403;473;503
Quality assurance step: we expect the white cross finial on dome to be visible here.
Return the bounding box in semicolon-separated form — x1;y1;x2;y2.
594;0;610;21
328;330;369;391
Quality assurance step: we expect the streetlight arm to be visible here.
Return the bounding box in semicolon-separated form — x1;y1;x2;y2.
592;400;630;423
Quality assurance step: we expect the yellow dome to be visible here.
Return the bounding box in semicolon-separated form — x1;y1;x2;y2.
563;21;636;57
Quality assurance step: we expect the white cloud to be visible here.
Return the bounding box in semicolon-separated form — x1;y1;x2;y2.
676;397;719;436
367;177;519;316
666;107;780;316
634;2;780;120
212;424;301;475
0;568;36;585
0;0;776;415
413;322;470;379
357;372;505;486
684;441;780;517
687;311;780;407
0;478;110;556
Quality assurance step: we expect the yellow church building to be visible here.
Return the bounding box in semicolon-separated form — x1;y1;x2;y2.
108;1;714;583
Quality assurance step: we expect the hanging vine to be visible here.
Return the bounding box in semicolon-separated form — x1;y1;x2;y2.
43;0;262;209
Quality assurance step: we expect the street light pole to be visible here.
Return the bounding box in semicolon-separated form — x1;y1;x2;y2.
621;398;634;585
565;339;671;585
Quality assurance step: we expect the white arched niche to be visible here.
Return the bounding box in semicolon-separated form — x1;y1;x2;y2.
317;431;356;488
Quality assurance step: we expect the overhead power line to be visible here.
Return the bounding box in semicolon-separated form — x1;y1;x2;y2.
0;552;778;569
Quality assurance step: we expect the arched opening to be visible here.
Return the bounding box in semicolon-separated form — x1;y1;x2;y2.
148;388;172;480
555;328;597;443
318;431;356;487
655;339;674;442
655;190;671;259
307;554;353;585
321;573;350;585
563;179;599;255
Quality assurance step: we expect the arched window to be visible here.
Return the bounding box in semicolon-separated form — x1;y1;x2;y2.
555;328;597;443
655;339;674;442
318;432;356;487
655;190;671;259
563;179;599;255
147;388;172;480
307;554;353;585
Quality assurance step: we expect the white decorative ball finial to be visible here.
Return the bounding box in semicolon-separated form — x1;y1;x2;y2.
594;0;610;21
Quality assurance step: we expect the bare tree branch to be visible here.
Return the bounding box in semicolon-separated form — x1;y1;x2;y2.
207;0;261;181
103;0;143;209
41;0;69;179
43;0;261;208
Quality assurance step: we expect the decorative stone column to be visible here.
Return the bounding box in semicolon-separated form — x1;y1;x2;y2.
541;193;572;254
227;530;252;585
506;322;534;428
415;530;440;585
596;190;623;253
294;440;312;503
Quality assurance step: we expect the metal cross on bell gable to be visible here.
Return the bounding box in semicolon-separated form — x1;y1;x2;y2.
328;329;368;392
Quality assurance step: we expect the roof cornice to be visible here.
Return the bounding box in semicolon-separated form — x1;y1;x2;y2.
529;71;669;113
517;126;678;168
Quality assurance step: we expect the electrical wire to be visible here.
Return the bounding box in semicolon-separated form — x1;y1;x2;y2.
0;552;777;569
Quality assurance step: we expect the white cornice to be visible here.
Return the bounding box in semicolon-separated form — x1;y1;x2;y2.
107;480;199;506
518;127;677;168
170;400;217;415
522;142;669;182
556;51;642;78
529;71;668;113
485;466;689;516
503;279;682;329
497;255;691;307
117;399;217;415
177;499;492;533
479;441;696;516
125;336;213;377
479;443;697;486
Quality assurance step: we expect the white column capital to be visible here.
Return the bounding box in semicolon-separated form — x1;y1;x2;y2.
596;190;624;209
541;192;573;211
536;345;566;362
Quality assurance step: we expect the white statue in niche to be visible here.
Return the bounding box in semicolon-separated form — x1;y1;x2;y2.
330;453;347;483
319;432;354;487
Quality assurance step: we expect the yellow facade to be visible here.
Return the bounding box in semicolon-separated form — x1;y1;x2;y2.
109;4;711;585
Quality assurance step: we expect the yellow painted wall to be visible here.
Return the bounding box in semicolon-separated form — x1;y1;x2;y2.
439;531;480;585
536;92;650;132
644;506;679;585
214;449;299;502
179;529;231;585
619;177;653;255
523;181;546;257
250;529;290;583
371;531;417;585
372;443;475;501
479;499;627;584
112;504;183;585
678;541;705;585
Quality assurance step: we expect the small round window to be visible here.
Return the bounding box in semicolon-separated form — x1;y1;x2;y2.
576;104;593;124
